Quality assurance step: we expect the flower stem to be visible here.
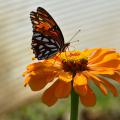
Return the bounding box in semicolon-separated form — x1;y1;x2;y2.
70;86;79;120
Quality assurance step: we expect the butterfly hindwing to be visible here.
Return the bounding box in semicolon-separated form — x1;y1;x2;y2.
32;31;60;60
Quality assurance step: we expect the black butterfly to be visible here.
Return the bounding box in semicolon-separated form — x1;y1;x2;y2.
30;7;70;60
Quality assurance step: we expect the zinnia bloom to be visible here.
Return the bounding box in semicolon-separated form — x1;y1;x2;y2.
23;48;120;106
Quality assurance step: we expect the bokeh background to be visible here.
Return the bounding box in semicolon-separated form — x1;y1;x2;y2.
0;0;120;120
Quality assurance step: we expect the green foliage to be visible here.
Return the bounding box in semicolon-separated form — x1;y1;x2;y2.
5;86;120;120
7;98;70;120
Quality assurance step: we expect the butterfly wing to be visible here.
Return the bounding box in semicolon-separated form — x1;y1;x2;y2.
31;31;61;60
30;7;65;60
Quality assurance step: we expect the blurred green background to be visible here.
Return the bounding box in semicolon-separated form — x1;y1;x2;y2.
1;0;120;120
2;91;120;120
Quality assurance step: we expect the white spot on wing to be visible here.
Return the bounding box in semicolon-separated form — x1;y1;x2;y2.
50;39;55;43
32;43;37;46
48;51;58;57
38;53;42;58
36;37;42;40
43;38;49;42
55;41;60;48
46;44;56;48
44;51;50;55
51;48;58;51
34;33;41;36
34;20;39;24
38;17;42;21
40;48;45;52
39;45;44;49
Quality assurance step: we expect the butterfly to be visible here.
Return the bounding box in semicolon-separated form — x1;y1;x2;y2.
30;7;70;60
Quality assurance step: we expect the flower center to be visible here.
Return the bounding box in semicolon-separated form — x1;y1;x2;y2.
60;51;88;73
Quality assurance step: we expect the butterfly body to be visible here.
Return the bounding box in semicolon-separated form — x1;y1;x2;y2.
30;7;70;60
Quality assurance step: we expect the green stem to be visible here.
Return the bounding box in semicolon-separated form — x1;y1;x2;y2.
70;86;79;120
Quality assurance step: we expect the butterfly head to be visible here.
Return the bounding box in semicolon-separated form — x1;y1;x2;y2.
62;42;70;52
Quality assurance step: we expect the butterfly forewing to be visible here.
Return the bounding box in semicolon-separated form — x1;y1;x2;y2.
30;7;70;60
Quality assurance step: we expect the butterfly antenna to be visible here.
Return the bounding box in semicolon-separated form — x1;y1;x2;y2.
69;29;81;42
70;40;79;43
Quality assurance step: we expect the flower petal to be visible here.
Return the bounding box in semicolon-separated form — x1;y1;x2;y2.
31;70;59;83
89;67;114;75
91;53;120;68
27;59;62;73
89;72;118;96
42;83;58;106
59;71;72;82
88;48;101;61
99;77;118;96
73;73;88;96
24;75;47;91
86;72;108;95
94;59;120;68
82;48;99;58
79;85;96;106
24;69;58;91
89;48;116;64
104;71;120;83
74;73;88;86
74;85;88;96
54;80;71;98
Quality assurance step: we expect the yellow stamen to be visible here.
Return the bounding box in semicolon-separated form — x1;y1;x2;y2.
60;50;88;62
60;51;88;73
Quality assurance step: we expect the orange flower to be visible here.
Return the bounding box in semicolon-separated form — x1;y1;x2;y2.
23;48;120;106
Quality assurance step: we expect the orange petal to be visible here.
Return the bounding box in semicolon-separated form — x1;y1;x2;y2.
24;69;58;91
74;85;88;96
42;84;58;106
94;59;120;68
86;72;108;95
104;71;120;83
22;71;28;77
79;85;96;106
88;48;101;61
89;48;116;64
82;48;99;58
32;70;59;83
91;52;120;68
27;59;62;72
99;77;118;96
25;75;47;91
27;62;47;72
24;75;30;87
54;80;71;98
59;71;72;82
74;73;88;86
88;68;114;75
